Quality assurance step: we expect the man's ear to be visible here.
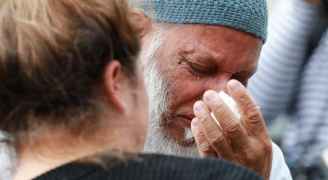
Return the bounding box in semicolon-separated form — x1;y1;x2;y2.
130;10;152;38
103;60;127;113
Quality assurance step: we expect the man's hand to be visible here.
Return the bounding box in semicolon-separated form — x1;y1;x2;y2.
191;80;272;180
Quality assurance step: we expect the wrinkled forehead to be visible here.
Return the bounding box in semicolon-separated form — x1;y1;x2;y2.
157;24;262;65
161;24;262;47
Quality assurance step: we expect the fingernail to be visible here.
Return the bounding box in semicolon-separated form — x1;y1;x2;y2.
203;90;218;104
228;80;242;92
193;101;207;117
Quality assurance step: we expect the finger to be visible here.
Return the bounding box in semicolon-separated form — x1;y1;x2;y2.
227;80;268;137
193;101;234;160
202;90;249;151
191;118;216;157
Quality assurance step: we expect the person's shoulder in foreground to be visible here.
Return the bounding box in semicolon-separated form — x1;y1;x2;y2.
34;154;263;180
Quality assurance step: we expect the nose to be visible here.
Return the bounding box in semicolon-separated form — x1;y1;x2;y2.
205;76;230;93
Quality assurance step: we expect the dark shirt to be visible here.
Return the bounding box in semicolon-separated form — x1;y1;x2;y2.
34;154;262;180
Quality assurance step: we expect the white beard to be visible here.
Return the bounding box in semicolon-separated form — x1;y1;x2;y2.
142;33;198;157
0;132;16;180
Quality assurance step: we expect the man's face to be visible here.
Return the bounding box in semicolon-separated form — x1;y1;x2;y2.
142;24;262;157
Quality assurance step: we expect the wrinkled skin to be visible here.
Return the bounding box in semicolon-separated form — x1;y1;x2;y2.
192;81;272;180
142;24;272;180
153;25;261;145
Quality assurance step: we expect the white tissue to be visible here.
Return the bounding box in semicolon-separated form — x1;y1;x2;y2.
218;91;241;119
210;91;241;124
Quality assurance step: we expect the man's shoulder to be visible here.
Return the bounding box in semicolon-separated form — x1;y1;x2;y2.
106;154;262;180
35;154;262;180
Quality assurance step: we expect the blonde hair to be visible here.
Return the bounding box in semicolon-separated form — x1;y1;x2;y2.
0;0;140;144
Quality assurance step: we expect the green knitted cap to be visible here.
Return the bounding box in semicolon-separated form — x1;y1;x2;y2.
140;0;268;42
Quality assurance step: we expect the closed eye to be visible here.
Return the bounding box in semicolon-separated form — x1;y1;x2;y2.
178;58;216;77
231;71;255;86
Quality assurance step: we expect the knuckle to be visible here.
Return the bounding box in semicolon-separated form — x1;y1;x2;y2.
242;145;262;162
202;119;219;132
262;141;272;155
204;124;220;138
199;142;212;152
237;93;258;115
245;151;260;162
237;93;249;106
225;122;241;136
246;141;272;162
212;102;226;114
239;141;261;159
247;110;261;122
213;106;232;123
245;107;262;124
245;103;258;116
210;134;226;146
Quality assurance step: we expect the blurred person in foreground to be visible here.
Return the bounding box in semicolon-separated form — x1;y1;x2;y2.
248;0;328;179
0;0;269;180
137;0;292;180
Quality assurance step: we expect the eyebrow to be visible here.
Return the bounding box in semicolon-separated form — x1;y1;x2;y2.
178;43;258;74
178;43;224;65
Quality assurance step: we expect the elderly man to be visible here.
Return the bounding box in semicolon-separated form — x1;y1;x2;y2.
137;0;292;180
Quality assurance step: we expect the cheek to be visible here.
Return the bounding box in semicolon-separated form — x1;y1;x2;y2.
166;75;230;113
166;77;204;111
